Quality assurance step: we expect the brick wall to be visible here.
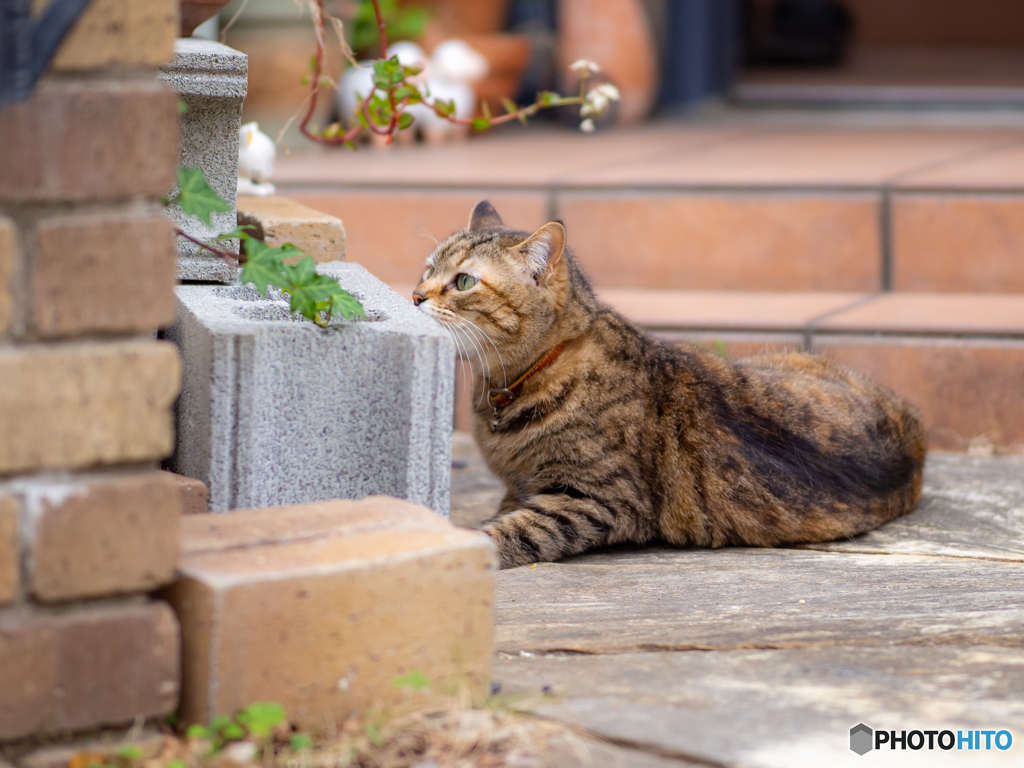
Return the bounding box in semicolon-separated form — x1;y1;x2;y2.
0;0;184;742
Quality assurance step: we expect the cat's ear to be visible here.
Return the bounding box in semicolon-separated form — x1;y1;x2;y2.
515;222;565;285
468;200;504;231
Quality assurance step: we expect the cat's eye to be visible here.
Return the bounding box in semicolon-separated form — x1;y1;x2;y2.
423;266;434;281
455;273;477;291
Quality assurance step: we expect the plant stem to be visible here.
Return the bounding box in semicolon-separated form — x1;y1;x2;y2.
175;228;244;265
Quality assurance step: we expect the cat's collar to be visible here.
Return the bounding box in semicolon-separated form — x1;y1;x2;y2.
488;341;568;411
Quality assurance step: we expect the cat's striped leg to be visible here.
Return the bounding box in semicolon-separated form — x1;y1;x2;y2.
480;492;616;568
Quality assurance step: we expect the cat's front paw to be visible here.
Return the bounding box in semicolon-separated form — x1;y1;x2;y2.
481;523;538;569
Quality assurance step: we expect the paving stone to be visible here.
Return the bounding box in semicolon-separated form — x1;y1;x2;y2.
0;217;14;338
16;729;168;768
34;0;177;71
236;195;346;263
0;77;177;203
0;496;18;606
0;341;180;474
494;548;1024;653
165;496;496;729
496;645;1024;768
0;601;179;741
15;471;181;602
29;209;176;339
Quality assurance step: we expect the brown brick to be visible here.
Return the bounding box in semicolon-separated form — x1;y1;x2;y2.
22;472;181;603
557;192;882;290
813;336;1024;451
166;496;495;728
0;496;18;606
290;191;549;289
892;194;1024;293
0;77;177;203
33;0;177;71
29;210;176;338
0;341;180;474
0;601;179;741
161;472;210;515
0;217;14;337
237;195;346;263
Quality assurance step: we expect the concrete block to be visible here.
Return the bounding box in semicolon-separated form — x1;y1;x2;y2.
164;496;495;728
0;341;181;474
159;40;248;283
12;472;181;603
0;601;179;741
237;195;346;263
166;263;454;514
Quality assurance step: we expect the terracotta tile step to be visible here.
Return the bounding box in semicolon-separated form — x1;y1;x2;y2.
441;290;1024;451
278;122;1024;293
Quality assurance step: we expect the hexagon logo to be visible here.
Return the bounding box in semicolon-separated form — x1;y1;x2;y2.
850;723;874;755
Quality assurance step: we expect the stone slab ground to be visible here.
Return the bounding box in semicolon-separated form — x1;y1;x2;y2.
450;433;1024;767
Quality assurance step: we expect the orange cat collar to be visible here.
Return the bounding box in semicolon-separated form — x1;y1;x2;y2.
488;341;567;410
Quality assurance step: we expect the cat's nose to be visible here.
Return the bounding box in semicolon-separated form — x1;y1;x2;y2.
412;289;427;306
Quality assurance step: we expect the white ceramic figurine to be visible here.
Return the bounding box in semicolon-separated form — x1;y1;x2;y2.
237;121;276;196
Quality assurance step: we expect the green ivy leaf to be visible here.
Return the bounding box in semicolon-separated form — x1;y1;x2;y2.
392;670;431;690
240;242;288;295
116;746;142;760
501;97;518;114
397;112;415;130
434;99;455;117
171;167;230;226
186;724;211;741
472;117;490;131
177;100;190;115
290;734;313;751
237;702;286;737
217;225;257;241
220;722;245;741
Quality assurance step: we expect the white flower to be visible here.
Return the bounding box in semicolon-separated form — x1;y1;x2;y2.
580;118;595;133
570;59;601;75
590;83;621;102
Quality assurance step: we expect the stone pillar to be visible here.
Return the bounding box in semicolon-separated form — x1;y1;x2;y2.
0;0;183;742
159;39;248;282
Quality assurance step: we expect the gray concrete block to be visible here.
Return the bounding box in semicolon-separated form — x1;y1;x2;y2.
159;39;248;283
166;262;455;515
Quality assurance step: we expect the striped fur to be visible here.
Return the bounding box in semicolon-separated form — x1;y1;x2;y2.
414;202;927;568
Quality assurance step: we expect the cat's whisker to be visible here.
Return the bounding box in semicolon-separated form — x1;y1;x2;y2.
457;316;509;388
430;316;472;416
447;322;491;408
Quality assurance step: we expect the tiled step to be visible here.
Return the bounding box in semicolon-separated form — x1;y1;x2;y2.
439;290;1024;453
277;121;1024;293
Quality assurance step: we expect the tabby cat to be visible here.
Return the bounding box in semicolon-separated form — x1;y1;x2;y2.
413;201;927;569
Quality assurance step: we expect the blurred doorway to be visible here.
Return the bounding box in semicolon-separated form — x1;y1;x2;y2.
736;0;1024;106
